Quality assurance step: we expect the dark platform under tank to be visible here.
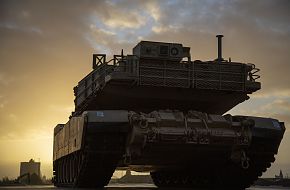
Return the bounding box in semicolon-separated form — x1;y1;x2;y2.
82;81;250;114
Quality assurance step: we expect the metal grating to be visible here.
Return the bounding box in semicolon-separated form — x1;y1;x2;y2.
140;67;164;77
195;63;219;72
140;60;165;68
166;69;189;78
140;76;164;86
139;58;191;88
165;62;189;69
221;82;244;91
166;78;190;88
220;64;243;73
195;80;220;90
221;73;244;82
195;71;220;81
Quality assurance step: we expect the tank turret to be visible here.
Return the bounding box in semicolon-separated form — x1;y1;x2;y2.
73;37;260;115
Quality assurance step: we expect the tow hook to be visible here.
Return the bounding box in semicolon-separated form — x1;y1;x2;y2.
241;150;250;169
231;149;250;169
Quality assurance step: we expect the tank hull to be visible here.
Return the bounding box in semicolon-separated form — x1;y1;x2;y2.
53;110;285;189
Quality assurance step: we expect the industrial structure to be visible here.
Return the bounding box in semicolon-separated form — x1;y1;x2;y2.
18;159;43;185
20;159;40;177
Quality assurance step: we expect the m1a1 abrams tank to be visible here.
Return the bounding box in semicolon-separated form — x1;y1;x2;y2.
53;35;285;189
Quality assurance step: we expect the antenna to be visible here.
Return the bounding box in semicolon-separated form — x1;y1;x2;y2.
216;34;224;64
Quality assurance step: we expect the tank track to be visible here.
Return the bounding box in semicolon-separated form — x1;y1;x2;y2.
151;143;275;189
53;133;126;188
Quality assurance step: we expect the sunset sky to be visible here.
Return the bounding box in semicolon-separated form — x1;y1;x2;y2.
0;0;289;179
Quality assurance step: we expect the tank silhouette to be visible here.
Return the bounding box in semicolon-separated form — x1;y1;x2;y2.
53;35;285;189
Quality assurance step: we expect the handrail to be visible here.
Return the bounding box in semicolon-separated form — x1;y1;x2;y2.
76;55;138;99
248;63;260;81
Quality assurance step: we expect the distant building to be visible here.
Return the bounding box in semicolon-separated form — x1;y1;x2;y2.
275;170;284;179
20;159;41;177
